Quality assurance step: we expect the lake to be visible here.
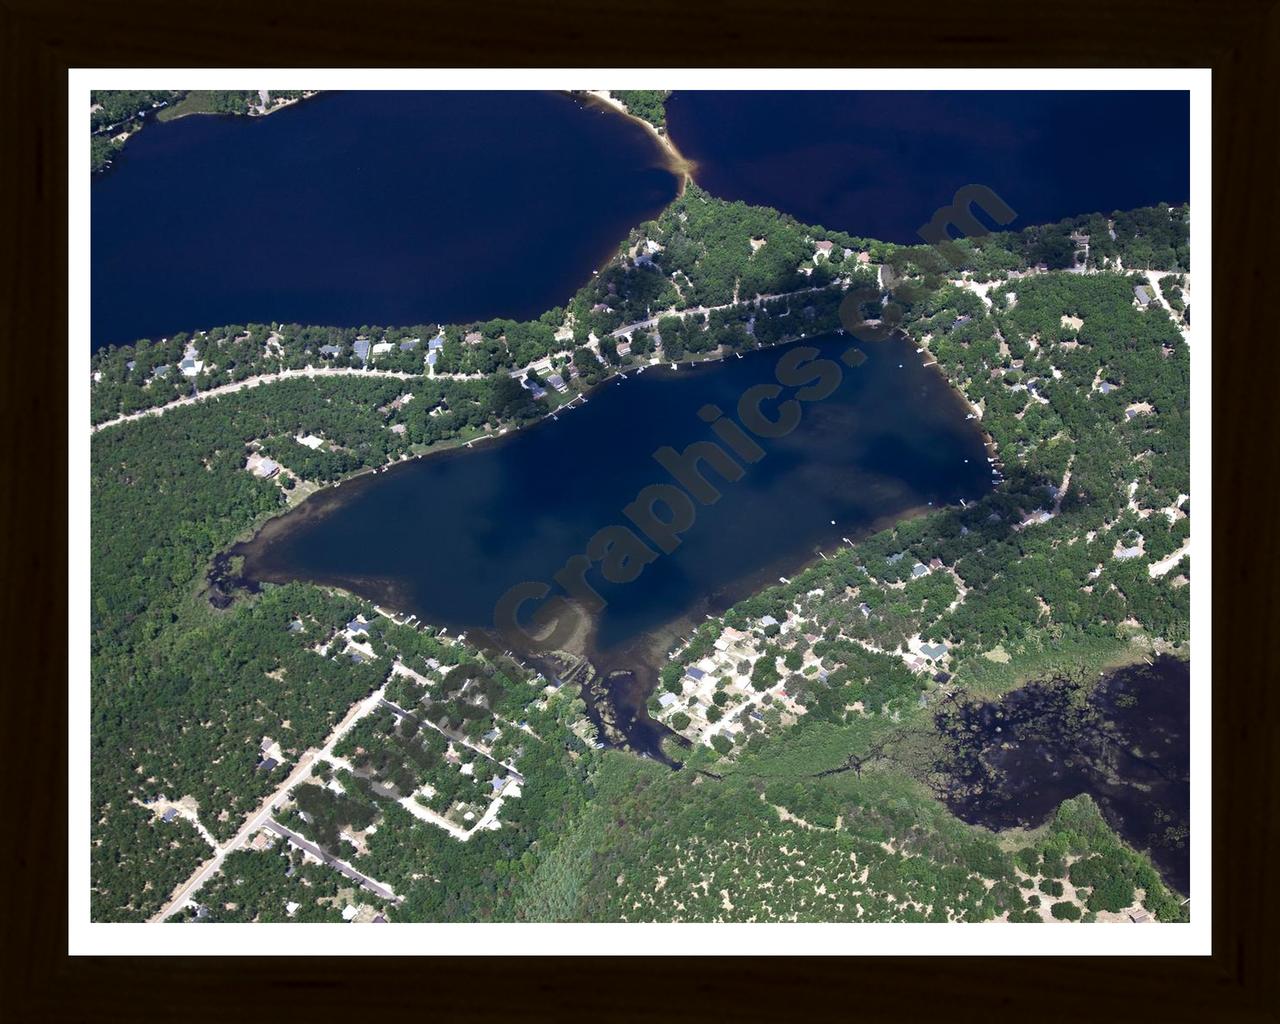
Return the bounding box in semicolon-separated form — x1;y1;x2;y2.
935;656;1191;895
91;91;679;349
233;333;995;753
666;91;1190;244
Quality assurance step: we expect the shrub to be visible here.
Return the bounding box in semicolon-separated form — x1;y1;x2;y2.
1051;901;1082;921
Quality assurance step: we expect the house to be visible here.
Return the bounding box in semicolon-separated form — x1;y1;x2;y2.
481;728;500;745
490;776;508;793
760;615;779;628
919;641;949;661
933;671;951;683
428;334;446;350
616;340;632;358
1134;286;1152;307
152;364;171;379
161;807;178;824
372;341;394;355
1129;910;1151;923
285;901;301;917
426;350;439;367
399;337;421;351
858;602;872;618
318;344;341;357
341;905;359;922
951;314;972;330
287;619;304;633
911;562;929;578
353;338;372;362
929;557;945;570
658;692;679;709
464;331;483;345
886;552;905;564
814;239;834;258
1098;381;1117;394
258;757;278;772
685;666;706;681
347;618;371;635
546;374;568;393
179;356;204;378
247;455;280;480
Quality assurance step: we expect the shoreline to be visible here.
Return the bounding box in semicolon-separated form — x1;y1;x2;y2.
577;91;696;187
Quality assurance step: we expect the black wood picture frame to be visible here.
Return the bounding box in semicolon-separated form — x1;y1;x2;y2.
3;1;1275;1019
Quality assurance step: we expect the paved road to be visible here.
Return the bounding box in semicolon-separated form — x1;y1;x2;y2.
262;819;399;902
91;366;424;434
149;685;389;922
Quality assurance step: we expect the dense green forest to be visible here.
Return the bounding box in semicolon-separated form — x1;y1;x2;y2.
89;183;1190;922
610;90;671;129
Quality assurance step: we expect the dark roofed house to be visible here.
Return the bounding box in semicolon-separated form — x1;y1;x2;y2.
318;344;341;357
347;618;370;635
353;338;372;362
428;334;445;350
1134;285;1152;307
258;757;279;773
686;666;706;681
951;314;972;330
399;338;421;351
162;807;178;823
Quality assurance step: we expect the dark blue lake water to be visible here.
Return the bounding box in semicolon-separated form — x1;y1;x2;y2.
91;91;678;349
236;334;992;659
666;91;1190;243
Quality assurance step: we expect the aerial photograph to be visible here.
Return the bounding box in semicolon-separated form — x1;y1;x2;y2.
84;82;1195;932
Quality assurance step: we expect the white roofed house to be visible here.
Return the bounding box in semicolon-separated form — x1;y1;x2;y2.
179;342;205;378
245;452;280;479
372;340;394;356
